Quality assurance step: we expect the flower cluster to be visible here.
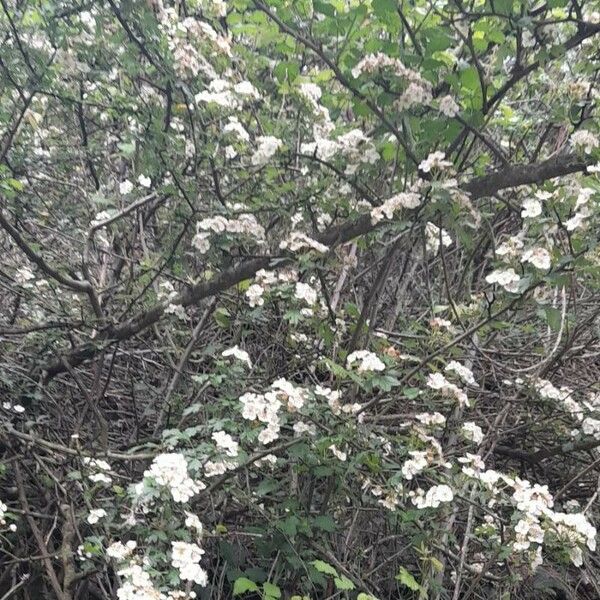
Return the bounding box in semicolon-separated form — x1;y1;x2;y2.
82;457;113;484
221;345;252;368
171;541;208;585
351;53;432;110
346;350;386;373
370;191;421;225
192;212;265;255
141;454;205;503
427;372;470;407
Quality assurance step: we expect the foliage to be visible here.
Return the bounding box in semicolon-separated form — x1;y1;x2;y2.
1;0;600;599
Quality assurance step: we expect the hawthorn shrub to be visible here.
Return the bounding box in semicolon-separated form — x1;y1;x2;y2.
1;0;600;599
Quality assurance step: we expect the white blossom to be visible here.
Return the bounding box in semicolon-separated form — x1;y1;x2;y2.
294;281;318;305
438;95;460;117
521;198;542;218
251;136;282;166
222;345;252;368
138;174;151;188
485;268;521;293
246;283;265;307
462;422;484;444
419;151;452;173
119;180;134;195
143;453;205;503
347;350;385;373
87;508;107;524
212;430;239;457
571;130;599;154
521;247;551;270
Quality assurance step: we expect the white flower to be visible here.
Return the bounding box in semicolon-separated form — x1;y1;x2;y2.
87;508;107;524
143;453;205;503
293;421;316;436
294;281;318;305
401;451;428;480
271;378;307;412
298;82;322;107
222;345;252;368
257;422;280;444
571;130;599;154
496;236;524;257
438;95;459;117
521;247;551;270
280;231;329;254
566;209;589;231
234;80;260;98
106;540;137;560
212;430;239;457
119;180;134;195
462;422;484;444
430;317;453;330
346;350;385;373
370;192;421;224
445;361;478;386
185;512;204;534
425;222;452;254
521;198;542;218
251;136;282;166
485;268;521;293
329;444;347;461
137;174;151;188
415;412;446;426
426;372;470;407
171;541;208;586
204;460;234;477
246;283;265;307
410;484;454;509
89;472;112;484
191;231;211;253
426;372;450;391
12;404;25;413
419;151;452;173
15;267;35;284
195;79;236;108
582;417;600;439
223;116;250;142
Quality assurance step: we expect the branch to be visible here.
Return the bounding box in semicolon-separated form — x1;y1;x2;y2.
41;152;592;380
0;209;92;292
252;0;420;167
462;151;591;199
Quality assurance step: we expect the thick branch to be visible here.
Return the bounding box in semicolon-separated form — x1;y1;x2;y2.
0;209;92;292
462;152;590;199
42;152;591;380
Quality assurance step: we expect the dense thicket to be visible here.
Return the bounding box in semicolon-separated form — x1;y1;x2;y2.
1;1;600;599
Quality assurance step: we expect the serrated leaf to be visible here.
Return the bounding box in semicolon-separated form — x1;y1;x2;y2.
334;575;355;590
233;577;259;595
311;559;338;577
263;582;281;598
313;515;337;532
395;567;422;591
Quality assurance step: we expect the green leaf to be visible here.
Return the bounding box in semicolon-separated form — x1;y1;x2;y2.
313;515;337;532
311;559;338;577
233;577;259;595
334;576;355;590
263;582;281;598
277;515;300;537
373;0;396;13
395;567;422;591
